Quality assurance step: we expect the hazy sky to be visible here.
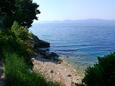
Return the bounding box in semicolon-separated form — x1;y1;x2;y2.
33;0;115;21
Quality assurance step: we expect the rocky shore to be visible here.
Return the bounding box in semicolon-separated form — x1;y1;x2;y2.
1;34;83;86
31;35;83;86
32;55;83;86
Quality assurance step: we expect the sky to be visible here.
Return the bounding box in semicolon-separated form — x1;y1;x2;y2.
33;0;115;21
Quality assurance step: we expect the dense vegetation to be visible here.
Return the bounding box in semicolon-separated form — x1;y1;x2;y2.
78;53;115;86
0;0;40;28
4;52;59;86
0;21;35;64
0;0;60;86
0;21;60;86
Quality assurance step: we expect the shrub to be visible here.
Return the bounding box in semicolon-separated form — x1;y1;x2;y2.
0;22;34;64
11;21;34;56
4;52;60;86
82;52;115;86
10;22;34;65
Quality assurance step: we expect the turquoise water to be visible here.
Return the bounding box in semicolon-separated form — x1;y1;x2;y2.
30;22;115;69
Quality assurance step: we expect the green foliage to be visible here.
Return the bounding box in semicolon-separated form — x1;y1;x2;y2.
1;21;60;86
0;29;17;51
0;1;60;86
82;52;115;86
0;0;40;28
0;22;34;64
11;22;34;55
4;52;60;86
0;0;60;86
0;21;36;54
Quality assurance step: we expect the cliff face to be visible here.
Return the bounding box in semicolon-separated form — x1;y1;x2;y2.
32;34;60;60
32;35;50;48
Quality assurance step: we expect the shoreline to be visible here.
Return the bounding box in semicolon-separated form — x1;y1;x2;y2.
32;55;84;86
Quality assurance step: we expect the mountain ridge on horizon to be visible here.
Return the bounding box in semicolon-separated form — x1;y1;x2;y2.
33;19;115;26
36;19;115;22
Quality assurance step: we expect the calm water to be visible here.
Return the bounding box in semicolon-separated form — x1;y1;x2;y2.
30;22;115;69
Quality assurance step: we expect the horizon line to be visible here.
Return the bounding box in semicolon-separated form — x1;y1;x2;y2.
34;19;115;23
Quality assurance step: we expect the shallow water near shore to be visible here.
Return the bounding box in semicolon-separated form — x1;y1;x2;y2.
60;55;88;77
30;21;115;72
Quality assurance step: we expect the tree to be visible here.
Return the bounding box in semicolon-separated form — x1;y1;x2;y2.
0;0;40;28
82;52;115;86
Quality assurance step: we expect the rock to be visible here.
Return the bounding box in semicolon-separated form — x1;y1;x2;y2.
32;35;50;48
49;52;59;59
38;39;50;48
32;34;60;61
38;51;59;60
57;60;63;64
71;82;79;86
67;74;72;77
50;70;54;73
75;83;80;86
50;52;59;57
31;58;35;62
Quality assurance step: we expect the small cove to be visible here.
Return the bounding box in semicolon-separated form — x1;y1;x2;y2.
30;21;115;71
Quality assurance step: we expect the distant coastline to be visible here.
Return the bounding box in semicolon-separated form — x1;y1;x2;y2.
33;19;115;27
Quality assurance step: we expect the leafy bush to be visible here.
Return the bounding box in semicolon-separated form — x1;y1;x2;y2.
4;52;60;86
82;52;115;86
0;29;18;55
0;22;34;63
11;21;34;55
1;22;60;86
11;21;36;65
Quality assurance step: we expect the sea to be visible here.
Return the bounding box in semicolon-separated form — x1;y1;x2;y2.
30;21;115;71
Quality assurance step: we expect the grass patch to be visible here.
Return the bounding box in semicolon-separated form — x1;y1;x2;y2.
4;52;60;86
